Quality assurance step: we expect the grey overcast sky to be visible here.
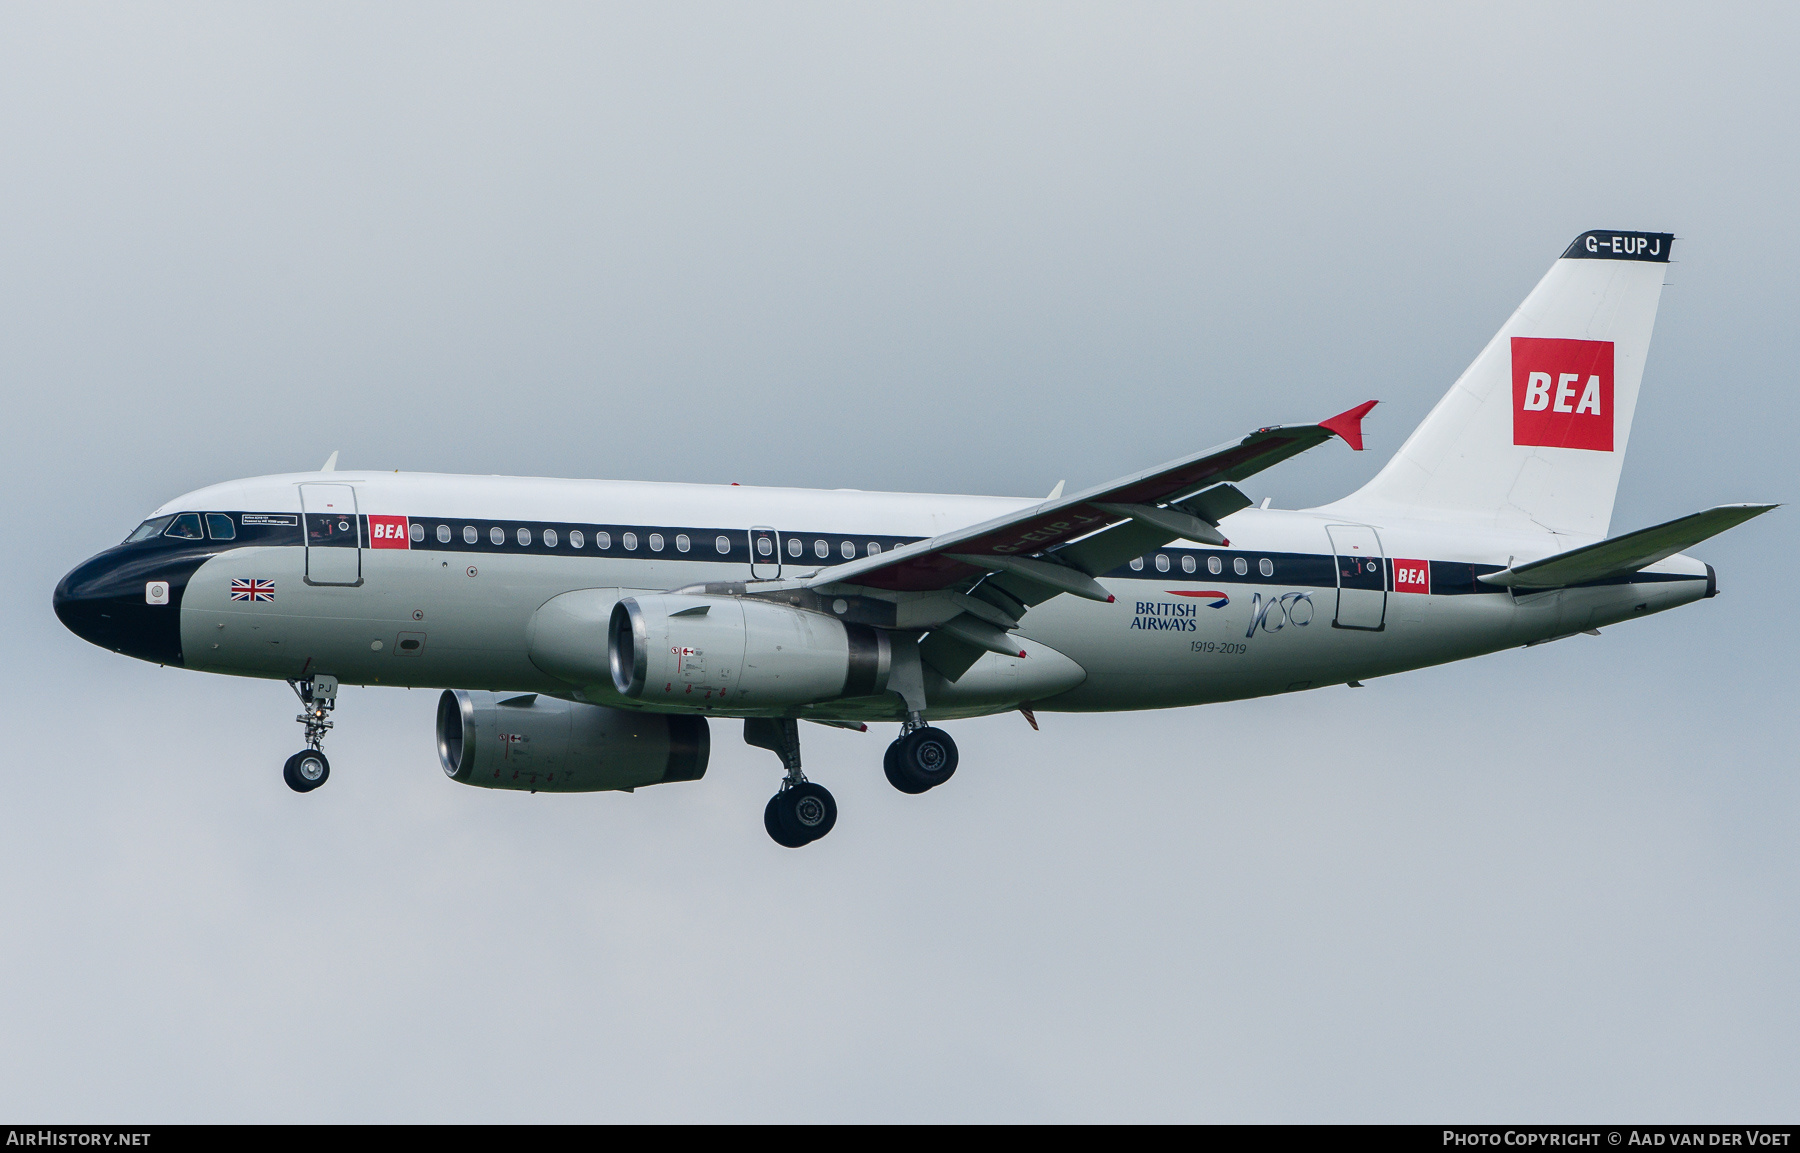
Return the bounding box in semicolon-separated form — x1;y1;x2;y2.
3;3;1796;1122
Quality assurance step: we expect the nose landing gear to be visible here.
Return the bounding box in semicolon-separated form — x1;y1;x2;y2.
283;675;338;794
746;717;837;847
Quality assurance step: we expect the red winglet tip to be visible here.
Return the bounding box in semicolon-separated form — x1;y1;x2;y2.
1220;537;1230;546
1319;400;1379;451
1106;594;1116;603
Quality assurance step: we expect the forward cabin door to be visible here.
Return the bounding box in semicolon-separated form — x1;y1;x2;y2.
1327;524;1385;630
300;483;362;586
749;526;781;580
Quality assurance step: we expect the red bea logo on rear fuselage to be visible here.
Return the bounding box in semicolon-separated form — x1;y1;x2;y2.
1512;337;1613;452
368;515;410;549
1393;560;1429;594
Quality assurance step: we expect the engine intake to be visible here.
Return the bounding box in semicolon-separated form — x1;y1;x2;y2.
437;690;709;792
610;593;890;707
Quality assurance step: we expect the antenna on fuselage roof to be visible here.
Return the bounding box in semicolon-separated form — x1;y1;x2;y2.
320;451;339;472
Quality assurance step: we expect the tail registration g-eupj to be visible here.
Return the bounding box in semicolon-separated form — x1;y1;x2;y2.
55;231;1775;847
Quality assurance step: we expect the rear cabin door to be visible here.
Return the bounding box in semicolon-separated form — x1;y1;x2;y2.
749;526;781;580
300;483;362;586
1326;524;1385;630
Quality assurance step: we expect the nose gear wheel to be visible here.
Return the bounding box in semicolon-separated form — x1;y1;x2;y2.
283;749;330;793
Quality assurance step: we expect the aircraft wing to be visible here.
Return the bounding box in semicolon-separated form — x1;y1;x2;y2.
808;400;1378;600
1478;503;1778;590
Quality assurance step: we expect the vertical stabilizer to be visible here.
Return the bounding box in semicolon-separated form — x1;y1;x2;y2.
1331;230;1672;539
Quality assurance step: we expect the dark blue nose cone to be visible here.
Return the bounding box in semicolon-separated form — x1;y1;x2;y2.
54;547;202;666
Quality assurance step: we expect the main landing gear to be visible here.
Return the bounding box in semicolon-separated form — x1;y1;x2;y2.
745;714;962;847
746;718;837;848
283;675;338;793
883;717;958;794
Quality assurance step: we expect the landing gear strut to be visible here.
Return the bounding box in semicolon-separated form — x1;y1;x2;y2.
746;717;837;848
283;675;338;793
884;713;958;794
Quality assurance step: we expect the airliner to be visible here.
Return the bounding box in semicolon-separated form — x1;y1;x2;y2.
54;230;1775;847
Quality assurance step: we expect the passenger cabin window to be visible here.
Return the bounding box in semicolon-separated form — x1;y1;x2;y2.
464;526;477;544
517;527;532;546
1154;554;1170;572
1259;558;1274;577
814;540;828;558
649;533;664;552
438;525;451;543
1208;556;1222;575
1182;555;1196;574
125;515;175;543
165;513;204;540
409;522;424;543
597;532;612;549
867;542;881;556
1129;556;1144;571
787;538;802;557
716;535;731;555
205;513;236;541
544;529;559;547
1233;557;1248;576
569;530;584;549
623;532;638;551
841;540;855;559
676;534;690;553
489;527;505;546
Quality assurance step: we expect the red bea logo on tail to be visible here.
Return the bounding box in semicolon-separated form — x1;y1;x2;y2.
1512;338;1613;452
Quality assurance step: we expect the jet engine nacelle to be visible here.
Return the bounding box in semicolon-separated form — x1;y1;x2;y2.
437;690;709;792
609;593;891;707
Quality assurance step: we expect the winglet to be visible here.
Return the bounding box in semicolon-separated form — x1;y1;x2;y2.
1318;401;1378;452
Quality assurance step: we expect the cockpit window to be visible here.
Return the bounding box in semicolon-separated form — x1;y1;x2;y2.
164;513;205;540
124;515;175;543
205;513;236;541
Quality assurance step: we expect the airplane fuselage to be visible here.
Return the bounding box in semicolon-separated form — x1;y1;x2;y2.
54;469;1714;722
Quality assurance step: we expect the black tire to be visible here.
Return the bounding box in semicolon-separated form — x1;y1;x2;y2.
770;781;837;845
883;739;931;794
283;749;329;793
764;794;808;847
891;727;957;793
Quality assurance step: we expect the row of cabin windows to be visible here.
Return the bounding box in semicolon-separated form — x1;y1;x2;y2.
137;515;1273;581
1129;553;1276;577
423;523;883;560
786;537;880;560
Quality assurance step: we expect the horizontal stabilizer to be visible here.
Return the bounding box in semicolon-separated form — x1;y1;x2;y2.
1479;504;1777;589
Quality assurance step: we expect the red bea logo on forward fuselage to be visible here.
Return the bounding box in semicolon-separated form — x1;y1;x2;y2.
368;515;410;549
1512;337;1613;452
1393;560;1429;594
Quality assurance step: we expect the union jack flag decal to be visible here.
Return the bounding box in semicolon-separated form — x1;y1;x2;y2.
230;578;275;602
